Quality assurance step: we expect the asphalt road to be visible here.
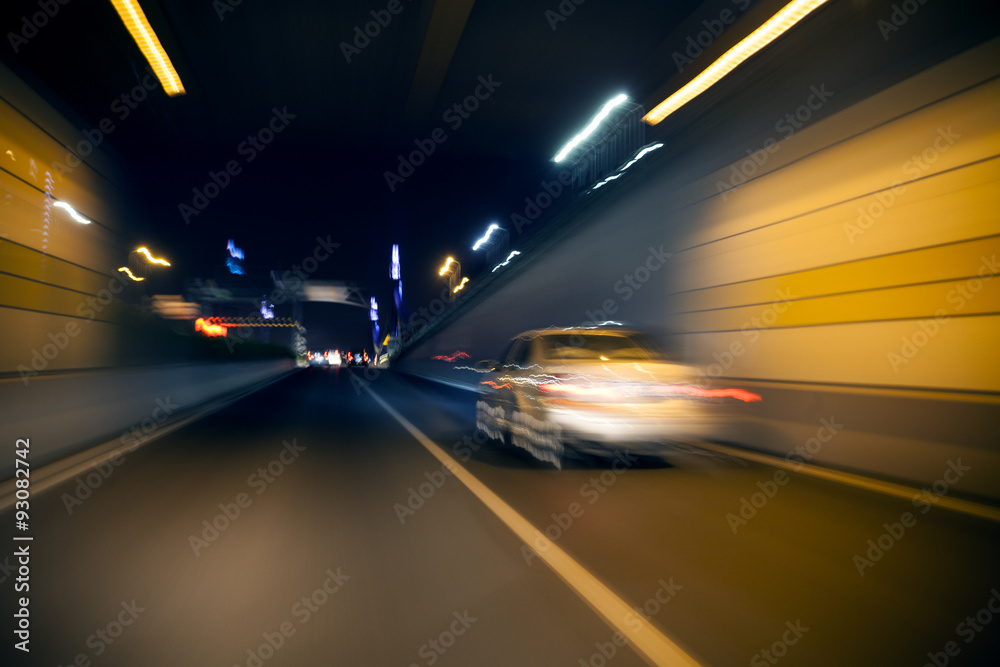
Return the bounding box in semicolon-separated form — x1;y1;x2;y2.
2;367;998;666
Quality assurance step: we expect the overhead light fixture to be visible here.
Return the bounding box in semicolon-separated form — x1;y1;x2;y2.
110;0;186;96
643;0;831;125
554;93;629;163
452;277;469;293
439;257;457;276
472;224;500;251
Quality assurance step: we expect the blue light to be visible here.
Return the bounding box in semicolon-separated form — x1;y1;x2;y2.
227;239;244;259
226;257;245;275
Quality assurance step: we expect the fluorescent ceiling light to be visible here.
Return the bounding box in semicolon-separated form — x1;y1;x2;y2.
643;0;831;125
110;0;186;96
554;93;629;162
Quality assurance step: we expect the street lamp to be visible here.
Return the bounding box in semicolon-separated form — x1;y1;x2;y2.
128;246;171;280
438;256;461;293
472;223;509;266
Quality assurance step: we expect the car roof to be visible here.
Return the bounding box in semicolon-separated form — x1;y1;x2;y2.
513;326;640;340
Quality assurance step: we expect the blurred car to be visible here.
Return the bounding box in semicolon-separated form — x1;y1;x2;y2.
475;326;752;467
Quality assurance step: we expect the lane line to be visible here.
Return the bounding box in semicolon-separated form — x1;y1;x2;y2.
363;383;704;667
674;437;1000;523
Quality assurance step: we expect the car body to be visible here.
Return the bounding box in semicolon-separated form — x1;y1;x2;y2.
475;327;747;466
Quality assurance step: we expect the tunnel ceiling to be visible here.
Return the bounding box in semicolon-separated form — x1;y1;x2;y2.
0;0;708;165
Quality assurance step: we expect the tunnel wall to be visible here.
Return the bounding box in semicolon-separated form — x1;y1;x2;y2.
0;359;296;478
0;60;137;377
395;19;1000;500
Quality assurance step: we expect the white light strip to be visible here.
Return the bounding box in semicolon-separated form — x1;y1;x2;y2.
54;201;91;224
554;93;629;163
492;250;521;272
472;223;500;251
590;143;664;191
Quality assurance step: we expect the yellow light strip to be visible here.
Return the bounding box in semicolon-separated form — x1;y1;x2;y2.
643;0;830;125
135;246;171;266
117;267;144;282
452;277;469;293
438;256;456;276
109;0;186;96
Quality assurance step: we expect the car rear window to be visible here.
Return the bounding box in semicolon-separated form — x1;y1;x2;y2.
539;334;650;361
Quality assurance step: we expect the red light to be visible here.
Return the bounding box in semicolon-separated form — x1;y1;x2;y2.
480;380;513;390
538;382;762;402
659;385;762;402
195;317;227;337
432;350;471;362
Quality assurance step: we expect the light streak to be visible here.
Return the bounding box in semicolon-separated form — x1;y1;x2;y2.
554;94;629;162
54;201;91;224
135;246;171;266
473;223;500;250
117;266;143;281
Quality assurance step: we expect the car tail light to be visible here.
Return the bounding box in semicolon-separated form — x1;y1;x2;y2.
538;382;622;399
652;384;762;402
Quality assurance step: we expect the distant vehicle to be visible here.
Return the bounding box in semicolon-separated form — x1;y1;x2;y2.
475;326;749;467
307;351;326;366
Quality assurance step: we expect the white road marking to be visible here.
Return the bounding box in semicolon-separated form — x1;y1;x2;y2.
364;383;704;667
674;437;1000;523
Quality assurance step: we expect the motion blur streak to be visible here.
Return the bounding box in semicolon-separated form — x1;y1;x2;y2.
53;200;92;224
117;267;144;282
135;247;170;266
538;382;762;403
